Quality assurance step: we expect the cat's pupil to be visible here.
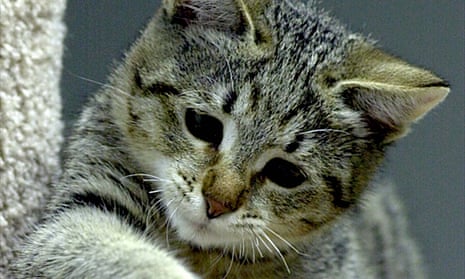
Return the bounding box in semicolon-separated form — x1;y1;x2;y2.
262;158;306;188
185;108;223;147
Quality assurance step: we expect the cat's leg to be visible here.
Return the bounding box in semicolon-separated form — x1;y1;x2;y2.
13;207;199;279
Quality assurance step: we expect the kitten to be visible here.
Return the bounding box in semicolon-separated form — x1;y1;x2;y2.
13;0;448;278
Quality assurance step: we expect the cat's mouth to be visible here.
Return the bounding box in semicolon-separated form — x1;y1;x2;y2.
162;188;301;260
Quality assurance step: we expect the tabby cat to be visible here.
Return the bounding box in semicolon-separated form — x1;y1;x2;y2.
13;0;448;278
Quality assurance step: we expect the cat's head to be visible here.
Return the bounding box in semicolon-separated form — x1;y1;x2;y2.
113;0;448;257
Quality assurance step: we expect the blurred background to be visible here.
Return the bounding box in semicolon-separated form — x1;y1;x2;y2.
63;1;464;278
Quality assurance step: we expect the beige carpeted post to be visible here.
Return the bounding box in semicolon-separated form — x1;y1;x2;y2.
0;0;66;277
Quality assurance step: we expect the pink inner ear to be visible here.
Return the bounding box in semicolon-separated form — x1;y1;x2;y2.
404;87;449;123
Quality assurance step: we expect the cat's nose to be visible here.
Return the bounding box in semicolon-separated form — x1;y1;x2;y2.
205;196;231;219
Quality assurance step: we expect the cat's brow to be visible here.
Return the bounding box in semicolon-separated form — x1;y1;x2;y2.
284;134;304;153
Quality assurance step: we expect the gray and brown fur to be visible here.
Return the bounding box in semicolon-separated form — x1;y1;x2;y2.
12;0;448;278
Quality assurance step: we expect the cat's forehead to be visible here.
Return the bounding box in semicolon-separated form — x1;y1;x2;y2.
176;7;350;116
175;1;351;94
269;1;349;65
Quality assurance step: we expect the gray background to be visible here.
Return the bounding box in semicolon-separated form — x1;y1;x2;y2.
63;1;464;278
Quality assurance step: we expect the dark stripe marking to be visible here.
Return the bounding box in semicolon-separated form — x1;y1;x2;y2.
248;84;261;111
284;134;304;153
280;95;317;124
372;224;388;279
134;67;180;96
60;192;147;232
300;218;324;228
147;82;180;95
222;90;238;114
134;68;143;90
323;175;352;208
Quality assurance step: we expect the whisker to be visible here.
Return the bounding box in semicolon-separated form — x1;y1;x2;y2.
164;199;175;209
207;252;225;275
164;199;181;247
144;194;170;236
250;238;256;263
256;233;273;254
143;178;172;185
151;196;166;209
261;232;291;274
226;58;234;89
223;245;235;279
264;227;308;256
225;57;235;97
144;202;162;235
244;227;258;263
164;223;172;247
161;199;176;229
148;189;164;195
65;70;132;98
254;236;264;258
240;235;246;260
120;173;171;183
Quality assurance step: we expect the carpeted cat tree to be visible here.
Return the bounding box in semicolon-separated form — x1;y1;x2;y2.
0;0;66;277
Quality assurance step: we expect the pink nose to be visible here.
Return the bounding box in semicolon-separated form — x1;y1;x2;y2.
205;197;231;219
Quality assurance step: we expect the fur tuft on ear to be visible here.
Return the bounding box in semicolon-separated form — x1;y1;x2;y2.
162;0;270;41
335;43;449;143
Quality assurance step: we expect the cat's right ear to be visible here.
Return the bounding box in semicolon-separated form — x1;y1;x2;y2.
331;43;449;143
162;0;271;42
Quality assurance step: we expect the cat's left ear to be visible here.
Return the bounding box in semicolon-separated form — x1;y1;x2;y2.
162;0;270;42
332;43;449;143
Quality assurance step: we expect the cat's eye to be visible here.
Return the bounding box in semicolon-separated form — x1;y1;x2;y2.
185;108;223;147
262;158;306;188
